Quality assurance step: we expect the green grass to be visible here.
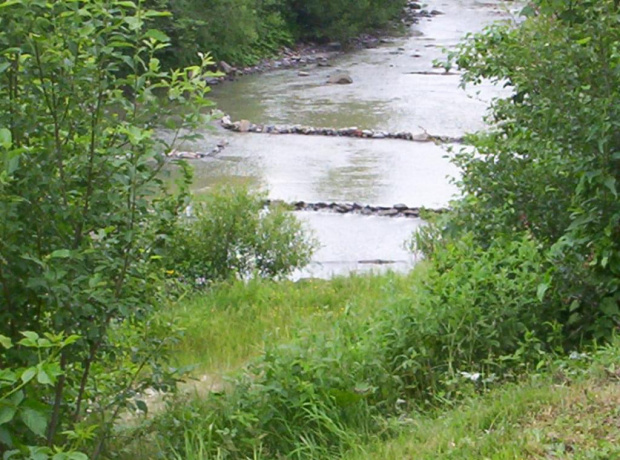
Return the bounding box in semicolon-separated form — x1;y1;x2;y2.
160;269;424;377
127;266;620;460
346;343;620;460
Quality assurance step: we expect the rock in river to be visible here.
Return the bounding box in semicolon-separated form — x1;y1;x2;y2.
219;60;236;75
238;119;252;132
328;72;353;85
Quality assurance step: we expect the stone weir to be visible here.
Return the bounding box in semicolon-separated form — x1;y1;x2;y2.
221;115;464;144
167;140;228;160
266;200;447;218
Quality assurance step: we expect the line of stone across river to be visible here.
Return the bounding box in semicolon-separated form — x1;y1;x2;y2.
266;200;447;218
220;115;464;144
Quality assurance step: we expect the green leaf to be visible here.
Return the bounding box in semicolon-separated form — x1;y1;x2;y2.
0;426;12;446
135;399;148;414
0;406;17;426
603;177;617;197
20;331;39;342
9;390;23;406
0;0;23;8
49;249;71;259
116;0;137;8
144;29;169;43
0;335;12;349
62;335;81;346
143;10;172;17
0;128;11;149
0;62;11;73
53;453;89;460
124;16;142;30
20;367;36;384
536;283;549;302
0;369;17;383
19;407;47;437
36;367;52;385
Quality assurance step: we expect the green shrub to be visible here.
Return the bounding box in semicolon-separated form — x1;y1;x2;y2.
284;0;406;43
0;332;87;458
145;0;294;68
444;0;620;340
0;0;211;455
168;187;318;284
144;0;406;68
383;233;561;405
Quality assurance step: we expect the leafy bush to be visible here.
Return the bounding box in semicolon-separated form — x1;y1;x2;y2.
384;233;562;404
145;0;280;68
0;0;212;456
442;0;620;340
168;187;318;284
144;0;406;68
0;332;87;458
284;0;406;43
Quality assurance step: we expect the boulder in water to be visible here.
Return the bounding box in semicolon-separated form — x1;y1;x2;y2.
328;72;353;84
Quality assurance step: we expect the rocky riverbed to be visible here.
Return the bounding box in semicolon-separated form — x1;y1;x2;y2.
270;200;445;218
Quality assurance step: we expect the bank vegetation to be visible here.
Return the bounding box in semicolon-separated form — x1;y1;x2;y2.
0;0;618;458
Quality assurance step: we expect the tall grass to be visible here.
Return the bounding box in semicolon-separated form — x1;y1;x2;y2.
159;271;419;376
128;234;603;459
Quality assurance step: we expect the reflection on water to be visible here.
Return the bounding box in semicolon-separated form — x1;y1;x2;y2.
176;132;459;207
210;0;517;137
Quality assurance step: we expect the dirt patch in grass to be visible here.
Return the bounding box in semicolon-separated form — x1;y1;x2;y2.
522;375;620;459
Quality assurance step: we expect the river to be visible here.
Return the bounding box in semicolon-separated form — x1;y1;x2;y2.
175;0;521;279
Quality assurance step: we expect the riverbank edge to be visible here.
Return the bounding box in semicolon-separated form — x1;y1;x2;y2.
207;1;443;86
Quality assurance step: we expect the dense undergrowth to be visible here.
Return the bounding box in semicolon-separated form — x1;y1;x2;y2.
125;1;620;458
144;0;408;68
124;234;572;459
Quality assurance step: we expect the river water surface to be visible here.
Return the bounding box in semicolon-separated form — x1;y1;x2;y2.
178;0;521;278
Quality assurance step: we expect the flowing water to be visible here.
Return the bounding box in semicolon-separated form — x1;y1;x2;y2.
176;0;521;278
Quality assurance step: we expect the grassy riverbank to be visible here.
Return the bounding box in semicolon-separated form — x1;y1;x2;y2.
125;267;620;459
